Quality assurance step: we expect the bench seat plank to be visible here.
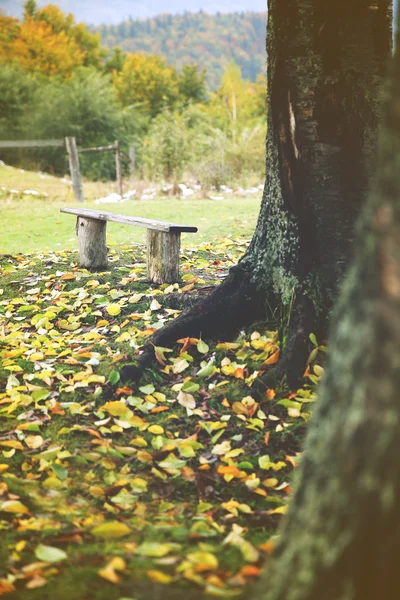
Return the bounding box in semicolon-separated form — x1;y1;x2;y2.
61;207;198;233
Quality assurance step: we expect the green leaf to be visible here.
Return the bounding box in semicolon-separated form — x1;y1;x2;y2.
158;453;187;470
196;361;216;378
32;389;50;402
307;347;319;365
135;542;172;557
51;463;68;481
181;380;200;393
35;544;67;563
309;333;318;347
197;339;209;354
108;370;120;385
139;384;155;395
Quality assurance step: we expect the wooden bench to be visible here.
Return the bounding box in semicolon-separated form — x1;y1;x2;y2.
60;207;198;284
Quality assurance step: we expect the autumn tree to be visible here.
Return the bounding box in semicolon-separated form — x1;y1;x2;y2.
0;2;103;77
253;5;400;599
122;0;392;388
113;53;179;117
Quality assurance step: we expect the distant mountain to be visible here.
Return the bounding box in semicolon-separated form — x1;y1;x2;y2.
1;0;267;25
96;12;267;88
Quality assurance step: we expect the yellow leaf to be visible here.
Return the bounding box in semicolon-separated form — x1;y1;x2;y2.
267;505;288;515
0;440;24;450
102;401;133;421
0;500;29;514
188;551;218;571
148;425;164;435
91;521;132;538
25;435;44;449
99;557;126;583
146;570;173;584
106;304;121;317
89;486;105;498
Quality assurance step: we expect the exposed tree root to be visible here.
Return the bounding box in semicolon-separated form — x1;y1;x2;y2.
156;286;215;311
120;264;266;382
121;268;317;391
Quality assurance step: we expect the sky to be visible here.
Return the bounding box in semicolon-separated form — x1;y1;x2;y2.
0;0;268;24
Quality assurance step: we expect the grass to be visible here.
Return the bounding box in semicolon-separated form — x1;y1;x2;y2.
1;164;261;254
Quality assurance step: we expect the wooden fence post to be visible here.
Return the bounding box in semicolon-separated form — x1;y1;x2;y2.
115;140;123;197
129;146;135;179
65;136;85;203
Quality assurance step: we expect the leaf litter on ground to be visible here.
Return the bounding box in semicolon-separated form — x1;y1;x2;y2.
0;238;323;599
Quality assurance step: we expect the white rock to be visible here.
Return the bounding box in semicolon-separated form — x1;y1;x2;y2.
95;193;124;204
123;189;136;199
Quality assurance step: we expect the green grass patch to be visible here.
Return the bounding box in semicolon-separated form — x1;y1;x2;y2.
1;164;260;254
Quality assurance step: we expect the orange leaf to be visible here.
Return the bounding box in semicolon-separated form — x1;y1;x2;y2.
233;367;245;379
51;402;65;415
217;465;242;477
285;455;299;468
264;350;280;366
266;389;276;400
115;387;133;396
259;541;275;554
240;565;261;577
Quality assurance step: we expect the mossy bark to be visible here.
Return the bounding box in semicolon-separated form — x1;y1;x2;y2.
254;8;400;598
124;0;391;384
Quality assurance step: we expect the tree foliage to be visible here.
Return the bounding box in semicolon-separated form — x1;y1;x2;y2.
113;53;179;116
0;2;103;76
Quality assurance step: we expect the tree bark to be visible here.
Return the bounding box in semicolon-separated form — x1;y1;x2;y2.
254;8;400;599
123;0;391;384
147;230;181;284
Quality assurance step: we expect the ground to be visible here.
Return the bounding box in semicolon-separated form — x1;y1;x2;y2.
0;168;323;599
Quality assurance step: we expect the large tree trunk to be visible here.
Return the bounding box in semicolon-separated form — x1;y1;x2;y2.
122;0;391;385
254;9;400;599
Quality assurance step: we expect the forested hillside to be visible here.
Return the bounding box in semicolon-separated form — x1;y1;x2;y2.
95;12;267;87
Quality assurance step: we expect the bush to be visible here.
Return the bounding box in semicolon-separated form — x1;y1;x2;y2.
18;67;145;179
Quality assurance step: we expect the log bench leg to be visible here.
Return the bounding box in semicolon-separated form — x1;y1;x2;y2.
147;230;181;283
76;216;108;270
